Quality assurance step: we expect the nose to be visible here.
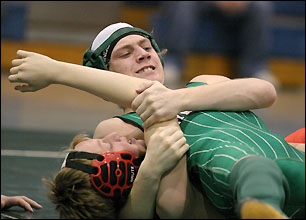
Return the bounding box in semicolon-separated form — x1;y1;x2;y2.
136;47;151;63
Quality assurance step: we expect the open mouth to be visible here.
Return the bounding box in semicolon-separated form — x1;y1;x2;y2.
136;66;155;74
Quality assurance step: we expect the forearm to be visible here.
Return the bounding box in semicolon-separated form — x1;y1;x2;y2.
119;162;161;218
120;118;182;218
55;61;149;108
178;78;276;112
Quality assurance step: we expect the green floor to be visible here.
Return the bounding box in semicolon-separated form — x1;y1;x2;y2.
1;128;88;219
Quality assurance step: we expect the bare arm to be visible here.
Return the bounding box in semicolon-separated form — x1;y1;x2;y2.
9;50;276;129
119;118;189;218
9;50;150;108
132;75;277;128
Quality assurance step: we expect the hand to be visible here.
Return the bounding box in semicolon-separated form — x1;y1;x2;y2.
8;50;58;92
144;124;189;176
1;195;43;212
131;81;182;128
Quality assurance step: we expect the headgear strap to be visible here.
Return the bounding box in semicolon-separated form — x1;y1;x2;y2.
63;151;142;199
83;23;164;70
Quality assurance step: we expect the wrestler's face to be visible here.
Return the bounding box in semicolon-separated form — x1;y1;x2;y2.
74;132;146;158
109;35;164;83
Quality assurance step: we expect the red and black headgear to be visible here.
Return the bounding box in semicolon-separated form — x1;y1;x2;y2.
62;151;143;199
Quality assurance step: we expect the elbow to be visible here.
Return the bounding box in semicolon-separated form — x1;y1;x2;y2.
252;78;277;108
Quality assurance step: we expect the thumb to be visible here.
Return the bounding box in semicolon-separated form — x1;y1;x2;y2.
136;81;154;94
15;84;37;92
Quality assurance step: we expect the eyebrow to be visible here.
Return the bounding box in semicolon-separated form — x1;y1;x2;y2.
114;38;150;53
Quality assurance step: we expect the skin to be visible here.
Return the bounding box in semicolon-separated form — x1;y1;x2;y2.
288;143;305;152
1;195;42;212
75;132;146;158
109;35;164;84
8;34;283;218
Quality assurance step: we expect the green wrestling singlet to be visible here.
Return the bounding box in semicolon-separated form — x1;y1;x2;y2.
115;82;305;218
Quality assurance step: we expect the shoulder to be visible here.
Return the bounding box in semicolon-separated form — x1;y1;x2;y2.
190;75;230;84
93;117;143;139
93;118;125;139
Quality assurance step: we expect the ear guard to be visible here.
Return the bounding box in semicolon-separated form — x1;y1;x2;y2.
64;151;142;199
83;27;164;70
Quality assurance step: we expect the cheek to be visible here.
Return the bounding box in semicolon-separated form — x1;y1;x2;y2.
112;142;129;152
112;142;140;156
109;60;132;75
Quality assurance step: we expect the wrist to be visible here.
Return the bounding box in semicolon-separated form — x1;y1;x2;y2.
138;158;162;181
175;88;188;112
51;60;65;84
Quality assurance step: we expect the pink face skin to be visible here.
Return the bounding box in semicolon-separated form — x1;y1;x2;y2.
74;132;146;158
109;35;165;83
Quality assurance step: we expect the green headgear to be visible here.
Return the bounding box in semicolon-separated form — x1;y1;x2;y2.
83;22;164;70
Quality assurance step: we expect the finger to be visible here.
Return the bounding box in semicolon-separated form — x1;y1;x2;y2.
138;107;153;123
170;130;186;144
11;58;25;67
9;66;20;75
16;50;34;58
22;197;43;209
135;101;148;118
142;114;157;129
136;81;154;94
169;136;186;150
8;72;21;82
17;199;33;212
179;144;190;156
14;84;36;92
131;93;144;111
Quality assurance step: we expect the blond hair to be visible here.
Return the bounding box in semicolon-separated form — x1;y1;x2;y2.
43;134;125;219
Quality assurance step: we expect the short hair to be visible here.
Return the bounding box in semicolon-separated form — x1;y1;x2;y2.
42;134;126;219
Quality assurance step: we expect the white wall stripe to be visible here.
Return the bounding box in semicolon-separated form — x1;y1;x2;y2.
1;213;18;219
1;150;67;158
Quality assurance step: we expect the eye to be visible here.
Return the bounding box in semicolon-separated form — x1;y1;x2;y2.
128;139;132;144
144;47;152;51
120;52;130;58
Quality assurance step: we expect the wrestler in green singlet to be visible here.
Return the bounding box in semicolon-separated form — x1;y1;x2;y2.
115;82;305;218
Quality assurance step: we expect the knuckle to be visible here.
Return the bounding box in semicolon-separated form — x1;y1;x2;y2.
164;138;171;146
155;110;163;117
147;96;154;104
